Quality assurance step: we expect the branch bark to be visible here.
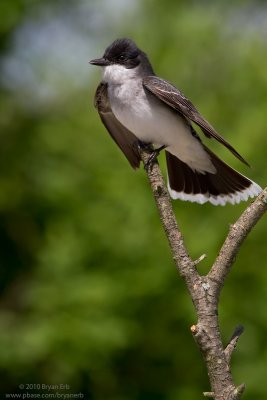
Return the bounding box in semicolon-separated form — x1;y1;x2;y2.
139;149;267;400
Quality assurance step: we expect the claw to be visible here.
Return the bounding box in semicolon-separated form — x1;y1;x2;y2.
144;145;166;170
135;141;166;170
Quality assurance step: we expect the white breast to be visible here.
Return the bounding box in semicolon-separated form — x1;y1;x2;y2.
102;64;215;174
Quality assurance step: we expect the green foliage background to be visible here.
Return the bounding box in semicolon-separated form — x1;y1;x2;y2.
0;1;266;399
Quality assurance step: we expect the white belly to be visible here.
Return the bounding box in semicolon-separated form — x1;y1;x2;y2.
108;80;215;173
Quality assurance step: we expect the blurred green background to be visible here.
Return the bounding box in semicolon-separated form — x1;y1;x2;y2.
0;0;266;399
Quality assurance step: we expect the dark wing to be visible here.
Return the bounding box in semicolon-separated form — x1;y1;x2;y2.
94;82;141;169
143;76;249;166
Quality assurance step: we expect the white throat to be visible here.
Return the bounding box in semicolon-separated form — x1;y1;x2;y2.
102;64;140;85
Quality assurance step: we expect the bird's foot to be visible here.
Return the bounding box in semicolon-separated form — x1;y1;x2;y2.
144;144;166;170
135;141;166;170
137;140;166;170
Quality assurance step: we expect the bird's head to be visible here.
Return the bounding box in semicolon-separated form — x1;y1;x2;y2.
90;38;154;81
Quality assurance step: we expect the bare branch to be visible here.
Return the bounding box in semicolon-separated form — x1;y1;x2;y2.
139;151;198;286
139;147;266;400
208;188;267;295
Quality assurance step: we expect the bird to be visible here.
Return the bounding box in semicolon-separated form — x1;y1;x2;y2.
90;38;262;206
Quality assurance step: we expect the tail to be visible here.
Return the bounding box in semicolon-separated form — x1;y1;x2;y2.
166;147;262;206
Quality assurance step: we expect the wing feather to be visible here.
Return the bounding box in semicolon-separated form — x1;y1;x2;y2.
143;76;249;166
94;82;141;169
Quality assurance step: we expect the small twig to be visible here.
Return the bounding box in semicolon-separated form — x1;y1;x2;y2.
234;384;246;398
224;325;245;364
193;253;207;266
203;392;215;398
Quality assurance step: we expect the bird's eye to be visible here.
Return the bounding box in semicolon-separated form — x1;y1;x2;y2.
119;55;125;61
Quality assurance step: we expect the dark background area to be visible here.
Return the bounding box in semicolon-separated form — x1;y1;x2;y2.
0;1;267;399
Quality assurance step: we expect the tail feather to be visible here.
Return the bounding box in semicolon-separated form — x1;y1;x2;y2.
166;147;262;206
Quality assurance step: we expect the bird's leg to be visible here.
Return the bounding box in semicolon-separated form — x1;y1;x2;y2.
135;141;166;170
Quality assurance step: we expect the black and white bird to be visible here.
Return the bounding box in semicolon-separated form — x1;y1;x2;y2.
90;38;262;205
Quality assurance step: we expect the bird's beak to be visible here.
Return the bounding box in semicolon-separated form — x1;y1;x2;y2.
89;57;110;66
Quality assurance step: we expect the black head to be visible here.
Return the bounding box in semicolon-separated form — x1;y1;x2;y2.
90;38;154;73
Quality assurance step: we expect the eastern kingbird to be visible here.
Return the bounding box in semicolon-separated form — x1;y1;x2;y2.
90;38;262;205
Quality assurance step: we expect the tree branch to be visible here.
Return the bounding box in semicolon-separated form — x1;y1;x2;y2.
139;148;267;400
208;189;267;296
